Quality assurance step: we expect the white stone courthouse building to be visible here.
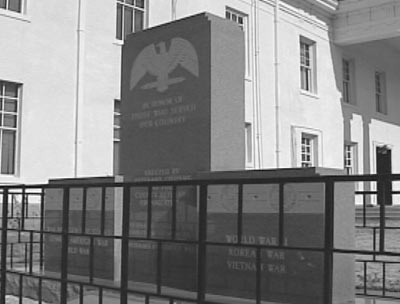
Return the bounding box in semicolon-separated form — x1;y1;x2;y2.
0;0;400;189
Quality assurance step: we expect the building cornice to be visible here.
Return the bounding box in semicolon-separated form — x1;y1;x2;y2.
260;0;336;34
303;0;339;14
336;0;399;13
279;0;332;31
333;0;400;45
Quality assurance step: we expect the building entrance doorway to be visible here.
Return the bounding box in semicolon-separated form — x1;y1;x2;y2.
376;146;392;205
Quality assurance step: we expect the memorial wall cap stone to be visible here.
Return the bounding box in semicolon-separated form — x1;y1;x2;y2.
121;13;245;182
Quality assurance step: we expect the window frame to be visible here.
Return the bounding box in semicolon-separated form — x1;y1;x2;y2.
342;59;351;103
0;0;24;14
375;71;387;114
116;0;146;41
300;36;317;94
292;126;322;168
0;80;21;176
113;99;121;175
341;58;357;105
225;7;250;77
344;143;357;175
300;134;316;168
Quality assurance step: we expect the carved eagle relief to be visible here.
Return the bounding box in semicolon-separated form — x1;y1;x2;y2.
130;37;199;92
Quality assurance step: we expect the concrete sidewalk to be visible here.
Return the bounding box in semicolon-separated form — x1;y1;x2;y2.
356;297;400;304
67;295;400;304
8;294;400;304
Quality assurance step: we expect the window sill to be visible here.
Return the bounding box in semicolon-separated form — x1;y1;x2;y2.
300;90;319;99
113;39;124;46
375;111;388;117
0;9;30;22
245;163;254;169
341;100;357;109
0;175;21;184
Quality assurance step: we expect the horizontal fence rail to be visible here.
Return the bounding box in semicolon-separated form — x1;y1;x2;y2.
0;174;399;303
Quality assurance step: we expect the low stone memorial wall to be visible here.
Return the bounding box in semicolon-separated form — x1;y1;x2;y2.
199;169;355;304
44;177;122;281
205;182;325;303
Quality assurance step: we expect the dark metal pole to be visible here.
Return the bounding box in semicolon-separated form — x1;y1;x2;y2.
39;188;45;272
120;186;130;304
81;187;87;234
197;184;207;304
146;186;152;239
100;187;106;235
1;188;9;304
379;177;386;252
255;247;261;304
278;183;284;246
21;186;26;231
362;193;366;227
237;184;243;245
156;241;162;294
89;236;94;284
171;186;177;240
323;180;334;304
60;187;70;304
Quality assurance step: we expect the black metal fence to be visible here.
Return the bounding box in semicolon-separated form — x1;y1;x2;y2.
355;184;400;300
0;174;399;303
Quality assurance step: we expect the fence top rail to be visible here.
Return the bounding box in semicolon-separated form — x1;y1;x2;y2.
0;173;399;190
356;190;400;194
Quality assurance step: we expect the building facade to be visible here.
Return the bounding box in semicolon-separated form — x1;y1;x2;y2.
0;0;400;186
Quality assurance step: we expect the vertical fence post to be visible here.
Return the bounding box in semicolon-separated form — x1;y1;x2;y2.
278;183;284;246
382;262;386;297
237;184;243;245
362;193;366;227
81;187;87;235
156;241;162;294
1;188;9;304
373;228;377;261
89;236;94;284
379;176;387;252
21;186;26;231
171;186;177;240
324;180;334;304
146;186;152;239
197;183;207;304
60;187;70;304
39;188;45;272
255;247;261;304
363;261;367;295
100;187;106;235
120;185;130;304
29;231;33;274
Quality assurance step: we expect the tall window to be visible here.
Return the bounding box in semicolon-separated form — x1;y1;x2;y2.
375;71;387;114
113;100;121;174
300;37;316;93
226;8;249;75
344;144;357;175
292;127;321;168
116;0;145;40
0;81;20;175
225;9;245;30
0;0;22;13
301;134;316;167
342;59;351;103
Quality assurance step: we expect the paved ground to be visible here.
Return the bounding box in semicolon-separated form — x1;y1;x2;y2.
6;294;400;304
5;295;46;304
356;297;400;304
